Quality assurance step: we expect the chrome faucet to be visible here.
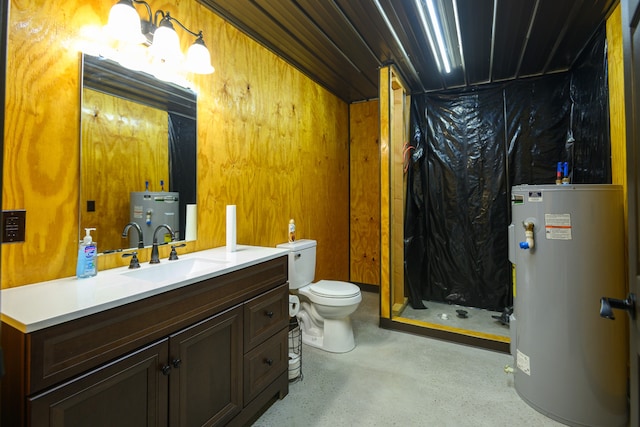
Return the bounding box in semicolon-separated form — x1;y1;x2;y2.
149;224;176;264
122;222;144;249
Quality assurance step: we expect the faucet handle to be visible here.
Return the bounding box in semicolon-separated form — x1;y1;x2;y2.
169;243;187;261
123;251;141;269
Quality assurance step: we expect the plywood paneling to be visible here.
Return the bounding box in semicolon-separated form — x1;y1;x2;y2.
3;0;349;287
349;100;380;286
606;4;628;288
608;6;626;189
81;89;168;252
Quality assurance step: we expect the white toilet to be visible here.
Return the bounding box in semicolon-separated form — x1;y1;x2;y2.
277;239;362;353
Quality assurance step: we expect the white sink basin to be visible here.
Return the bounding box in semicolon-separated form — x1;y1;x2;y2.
122;258;229;283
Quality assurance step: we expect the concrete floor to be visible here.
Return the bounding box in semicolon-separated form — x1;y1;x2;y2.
252;291;562;427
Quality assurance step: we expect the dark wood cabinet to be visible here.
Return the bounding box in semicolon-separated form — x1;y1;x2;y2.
2;256;290;427
169;306;243;427
29;339;169;427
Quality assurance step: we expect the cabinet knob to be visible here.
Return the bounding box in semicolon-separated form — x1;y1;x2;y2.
265;310;274;318
161;365;171;376
264;358;273;366
172;358;182;368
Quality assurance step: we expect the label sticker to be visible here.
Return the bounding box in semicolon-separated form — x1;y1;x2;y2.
545;213;572;240
516;349;531;376
527;191;543;202
133;205;143;219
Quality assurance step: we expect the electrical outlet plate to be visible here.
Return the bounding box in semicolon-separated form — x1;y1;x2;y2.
2;210;26;243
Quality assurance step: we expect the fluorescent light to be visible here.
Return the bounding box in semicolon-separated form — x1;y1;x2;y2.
426;0;451;73
416;0;462;75
415;0;443;73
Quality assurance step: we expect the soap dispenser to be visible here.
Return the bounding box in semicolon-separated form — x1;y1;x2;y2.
77;228;98;278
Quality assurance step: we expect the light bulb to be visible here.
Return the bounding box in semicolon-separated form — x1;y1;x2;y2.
149;22;183;65
185;39;214;74
106;0;145;44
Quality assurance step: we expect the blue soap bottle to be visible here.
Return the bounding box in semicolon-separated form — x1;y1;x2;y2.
77;228;98;278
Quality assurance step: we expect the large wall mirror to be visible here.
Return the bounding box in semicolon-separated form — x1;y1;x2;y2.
80;53;197;253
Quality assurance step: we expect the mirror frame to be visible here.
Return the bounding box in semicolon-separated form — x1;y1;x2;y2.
80;53;197;253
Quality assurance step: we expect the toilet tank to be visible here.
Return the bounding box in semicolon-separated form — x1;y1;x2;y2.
276;239;316;289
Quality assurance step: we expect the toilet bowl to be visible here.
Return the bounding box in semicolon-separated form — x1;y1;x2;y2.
277;240;362;353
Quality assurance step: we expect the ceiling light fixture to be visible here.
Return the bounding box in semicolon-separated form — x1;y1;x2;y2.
415;0;461;74
425;0;450;73
106;0;214;75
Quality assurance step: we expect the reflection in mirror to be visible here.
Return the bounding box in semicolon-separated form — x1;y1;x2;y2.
80;53;197;253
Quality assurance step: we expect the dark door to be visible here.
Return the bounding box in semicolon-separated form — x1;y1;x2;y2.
169;306;243;427
0;0;7;417
624;0;640;424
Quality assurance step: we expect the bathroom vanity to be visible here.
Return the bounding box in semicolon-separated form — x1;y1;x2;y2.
1;246;290;427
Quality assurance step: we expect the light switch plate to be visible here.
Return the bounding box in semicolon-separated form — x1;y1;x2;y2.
2;210;26;243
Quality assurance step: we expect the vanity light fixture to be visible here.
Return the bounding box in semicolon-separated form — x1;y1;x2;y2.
106;0;214;75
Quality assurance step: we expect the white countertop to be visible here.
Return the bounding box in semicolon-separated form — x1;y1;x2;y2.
1;245;289;333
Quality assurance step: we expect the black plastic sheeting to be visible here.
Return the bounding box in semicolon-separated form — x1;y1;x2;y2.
405;26;610;311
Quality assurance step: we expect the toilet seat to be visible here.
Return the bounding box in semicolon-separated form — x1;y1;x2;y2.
310;280;360;298
298;280;362;307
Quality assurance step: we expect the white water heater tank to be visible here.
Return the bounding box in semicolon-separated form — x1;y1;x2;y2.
509;184;627;427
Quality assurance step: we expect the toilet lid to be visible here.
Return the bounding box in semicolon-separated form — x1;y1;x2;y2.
309;280;360;298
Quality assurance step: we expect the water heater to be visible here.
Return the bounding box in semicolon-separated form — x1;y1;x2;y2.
509;184;627;427
130;191;180;247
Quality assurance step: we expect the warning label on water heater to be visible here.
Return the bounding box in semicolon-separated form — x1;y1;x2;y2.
527;191;543;202
516;349;531;376
133;205;144;219
545;213;572;240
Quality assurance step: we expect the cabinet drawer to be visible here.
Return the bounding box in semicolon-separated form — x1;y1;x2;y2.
244;284;288;350
243;328;288;404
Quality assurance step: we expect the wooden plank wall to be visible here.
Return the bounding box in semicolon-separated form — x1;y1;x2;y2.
349;100;380;286
2;0;349;288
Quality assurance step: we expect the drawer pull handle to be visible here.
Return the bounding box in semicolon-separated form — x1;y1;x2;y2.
264;358;273;366
161;365;171;376
172;358;182;368
265;311;274;318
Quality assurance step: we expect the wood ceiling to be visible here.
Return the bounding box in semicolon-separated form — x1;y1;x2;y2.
199;0;618;103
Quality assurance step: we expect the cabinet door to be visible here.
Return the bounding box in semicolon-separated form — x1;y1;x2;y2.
28;339;169;427
169;305;243;427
